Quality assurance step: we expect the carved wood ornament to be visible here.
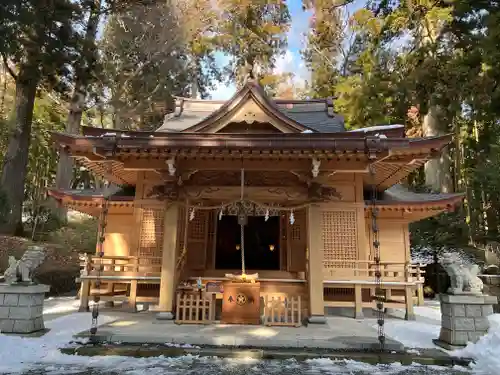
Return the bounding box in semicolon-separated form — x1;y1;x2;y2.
146;170;342;205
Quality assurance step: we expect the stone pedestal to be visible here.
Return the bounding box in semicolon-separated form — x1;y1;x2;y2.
434;293;497;350
0;284;50;334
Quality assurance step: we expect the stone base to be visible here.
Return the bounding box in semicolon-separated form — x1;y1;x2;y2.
433;339;465;351
156;311;174;320
308;315;326;324
405;312;416;321
438;293;496;347
0;284;50;334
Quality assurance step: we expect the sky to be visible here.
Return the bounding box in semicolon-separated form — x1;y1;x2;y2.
208;0;366;100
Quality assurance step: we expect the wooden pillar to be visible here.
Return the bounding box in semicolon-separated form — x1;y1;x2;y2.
404;285;416;320
156;203;179;320
78;280;91;312
124;256;139;312
354;284;363;319
307;204;325;324
385;288;392;301
417;283;424;306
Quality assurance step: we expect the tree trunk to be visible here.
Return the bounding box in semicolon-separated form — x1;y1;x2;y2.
422;106;453;193
0;78;38;235
54;0;102;223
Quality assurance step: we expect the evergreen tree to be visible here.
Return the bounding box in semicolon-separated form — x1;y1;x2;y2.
214;0;291;90
302;0;343;98
0;0;84;234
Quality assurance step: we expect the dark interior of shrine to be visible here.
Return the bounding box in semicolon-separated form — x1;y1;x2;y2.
215;215;280;270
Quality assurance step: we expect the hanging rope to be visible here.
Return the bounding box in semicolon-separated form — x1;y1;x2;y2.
370;165;385;350
240;223;246;274
240;168;246;275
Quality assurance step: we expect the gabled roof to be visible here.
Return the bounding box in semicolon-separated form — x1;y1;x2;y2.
156;81;344;133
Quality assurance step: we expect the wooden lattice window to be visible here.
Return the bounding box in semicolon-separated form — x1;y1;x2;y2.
189;212;206;241
322;210;357;268
138;208;165;264
291;224;301;241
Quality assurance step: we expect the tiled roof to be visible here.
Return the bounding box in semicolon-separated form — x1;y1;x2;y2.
156;97;345;133
376;184;464;204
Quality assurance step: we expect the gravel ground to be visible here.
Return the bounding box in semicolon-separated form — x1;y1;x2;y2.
13;358;472;375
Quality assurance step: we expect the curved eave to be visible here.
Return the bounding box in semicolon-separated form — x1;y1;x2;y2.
388;134;452;159
366;135;453;190
48;189;134;217
364;194;464;222
180;81;314;133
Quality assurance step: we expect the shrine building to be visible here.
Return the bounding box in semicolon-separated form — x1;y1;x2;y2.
48;81;463;326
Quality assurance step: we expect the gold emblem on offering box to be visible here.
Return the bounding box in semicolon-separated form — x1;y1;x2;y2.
236;294;247;306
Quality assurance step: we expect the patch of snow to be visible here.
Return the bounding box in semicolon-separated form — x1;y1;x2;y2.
406;348;421;355
413;305;442;321
383;320;440;349
164;342;201;349
304;358;458;374
349;124;404;133
455;314;500;374
301;129;313;133
44;296;80;315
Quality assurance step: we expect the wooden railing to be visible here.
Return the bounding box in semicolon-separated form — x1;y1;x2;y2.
79;254;162;277
323;261;425;283
262;294;302;327
175;292;215;324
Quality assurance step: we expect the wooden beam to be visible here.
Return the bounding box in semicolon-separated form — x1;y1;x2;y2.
183;186;309;201
120;158;371;172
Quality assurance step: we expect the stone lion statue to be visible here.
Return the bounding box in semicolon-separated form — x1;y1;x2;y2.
2;246;46;285
441;253;483;295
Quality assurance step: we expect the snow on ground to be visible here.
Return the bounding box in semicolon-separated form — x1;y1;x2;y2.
0;312;465;375
43;296;80;315
382;302;500;374
384;319;441;349
0;313;119;373
454;314;500;375
0;302;467;375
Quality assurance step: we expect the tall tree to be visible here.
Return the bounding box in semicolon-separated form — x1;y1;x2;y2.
55;0;102;223
302;0;344;98
214;0;291;89
0;0;84;234
100;0;218;129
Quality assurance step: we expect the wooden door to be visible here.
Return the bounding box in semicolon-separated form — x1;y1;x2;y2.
287;209;307;272
186;210;209;270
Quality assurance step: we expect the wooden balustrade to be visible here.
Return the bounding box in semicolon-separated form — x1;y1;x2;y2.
80;254;162;277
175;292;215;324
322;260;425;283
262;294;302;327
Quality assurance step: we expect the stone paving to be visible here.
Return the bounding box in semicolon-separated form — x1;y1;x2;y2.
77;311;406;351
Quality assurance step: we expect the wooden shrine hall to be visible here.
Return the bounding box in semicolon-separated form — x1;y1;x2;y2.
48;81;464;326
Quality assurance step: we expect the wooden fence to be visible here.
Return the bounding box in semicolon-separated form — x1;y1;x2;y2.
175;292;215;324
262;294;302;327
